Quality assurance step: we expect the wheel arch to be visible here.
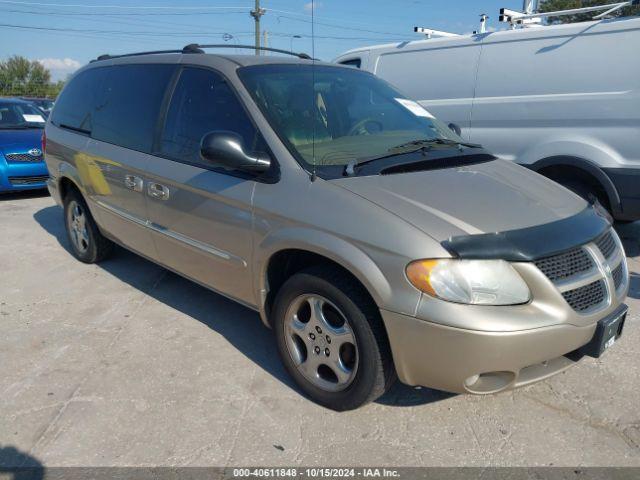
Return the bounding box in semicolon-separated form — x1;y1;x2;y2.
57;163;84;201
530;156;622;216
256;228;393;328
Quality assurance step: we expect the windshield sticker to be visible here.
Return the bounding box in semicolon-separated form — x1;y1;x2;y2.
395;98;435;119
23;114;45;123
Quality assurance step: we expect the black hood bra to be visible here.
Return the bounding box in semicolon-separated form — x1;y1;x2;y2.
442;203;613;262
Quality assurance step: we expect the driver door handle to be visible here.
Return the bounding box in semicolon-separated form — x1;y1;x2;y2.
148;182;170;201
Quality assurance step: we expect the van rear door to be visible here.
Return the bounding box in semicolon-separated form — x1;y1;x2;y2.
86;63;176;259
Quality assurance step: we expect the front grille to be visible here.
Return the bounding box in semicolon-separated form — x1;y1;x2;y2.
612;263;625;291
534;247;594;282
562;280;607;312
595;231;616;260
5;153;43;163
9;175;49;185
534;228;624;314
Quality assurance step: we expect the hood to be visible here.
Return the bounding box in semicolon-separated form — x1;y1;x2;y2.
0;129;43;156
332;159;587;242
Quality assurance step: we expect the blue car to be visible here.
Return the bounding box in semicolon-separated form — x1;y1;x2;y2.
0;98;49;193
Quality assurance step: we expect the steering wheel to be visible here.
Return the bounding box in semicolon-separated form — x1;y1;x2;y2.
348;118;384;136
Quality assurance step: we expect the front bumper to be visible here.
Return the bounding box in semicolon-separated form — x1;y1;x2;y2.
0;159;49;192
381;308;600;394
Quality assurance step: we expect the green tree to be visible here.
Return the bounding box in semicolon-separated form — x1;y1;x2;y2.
539;0;640;24
0;55;63;98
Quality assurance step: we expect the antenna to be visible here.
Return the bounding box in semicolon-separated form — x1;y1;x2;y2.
311;0;317;181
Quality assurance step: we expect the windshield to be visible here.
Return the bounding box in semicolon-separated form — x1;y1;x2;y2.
0;102;46;129
238;64;464;172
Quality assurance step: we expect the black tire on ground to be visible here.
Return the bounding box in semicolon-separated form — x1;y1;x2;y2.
272;265;396;411
63;187;114;264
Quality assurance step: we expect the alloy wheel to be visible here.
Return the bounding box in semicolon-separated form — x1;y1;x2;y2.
283;294;359;392
67;200;90;254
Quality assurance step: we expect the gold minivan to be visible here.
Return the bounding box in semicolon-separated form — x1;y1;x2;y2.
45;46;629;410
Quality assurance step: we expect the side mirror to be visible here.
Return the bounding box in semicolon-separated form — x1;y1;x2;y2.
448;123;462;136
200;131;271;173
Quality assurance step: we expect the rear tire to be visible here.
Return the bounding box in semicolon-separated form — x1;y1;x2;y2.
63;188;113;263
272;265;395;411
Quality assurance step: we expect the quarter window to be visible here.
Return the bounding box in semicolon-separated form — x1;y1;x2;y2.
51;68;106;133
159;67;266;168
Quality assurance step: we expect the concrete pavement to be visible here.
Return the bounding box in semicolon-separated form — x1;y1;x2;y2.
1;192;639;467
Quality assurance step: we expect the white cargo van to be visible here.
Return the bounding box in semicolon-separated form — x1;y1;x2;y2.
335;16;640;221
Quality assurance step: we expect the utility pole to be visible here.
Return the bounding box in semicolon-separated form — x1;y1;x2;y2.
263;30;269;49
250;0;266;55
523;0;538;14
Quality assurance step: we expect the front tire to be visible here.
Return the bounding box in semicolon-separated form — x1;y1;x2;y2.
272;266;395;411
63;188;113;263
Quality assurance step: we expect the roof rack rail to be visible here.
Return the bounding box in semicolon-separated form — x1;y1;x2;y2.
499;0;639;28
194;44;312;59
91;43;311;63
91;46;200;63
413;27;461;39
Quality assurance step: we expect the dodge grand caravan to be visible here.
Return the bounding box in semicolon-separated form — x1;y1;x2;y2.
44;47;629;411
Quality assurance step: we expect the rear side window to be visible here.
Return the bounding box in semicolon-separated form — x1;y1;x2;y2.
51;68;106;133
159;66;266;168
92;64;175;153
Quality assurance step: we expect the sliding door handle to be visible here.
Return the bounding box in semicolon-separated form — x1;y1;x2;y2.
148;182;170;201
124;175;143;192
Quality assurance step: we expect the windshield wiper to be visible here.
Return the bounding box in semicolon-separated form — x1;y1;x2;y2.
388;138;481;154
343;138;481;176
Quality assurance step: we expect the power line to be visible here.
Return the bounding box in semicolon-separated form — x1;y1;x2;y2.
274;13;409;37
1;7;248;33
0;0;412;35
0;7;249;16
0;22;256;37
0;1;250;9
0;22;408;42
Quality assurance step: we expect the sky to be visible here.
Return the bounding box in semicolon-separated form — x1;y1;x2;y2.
0;0;526;81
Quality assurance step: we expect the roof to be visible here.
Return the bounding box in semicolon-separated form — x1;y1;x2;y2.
87;44;329;67
335;15;640;59
0;97;33;105
81;51;341;76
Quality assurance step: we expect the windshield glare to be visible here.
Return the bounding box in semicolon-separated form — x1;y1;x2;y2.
0;102;46;129
238;64;463;170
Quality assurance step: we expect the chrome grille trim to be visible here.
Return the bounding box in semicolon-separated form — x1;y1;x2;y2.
595;231;616;260
534;228;628;314
554;267;602;293
612;263;624;291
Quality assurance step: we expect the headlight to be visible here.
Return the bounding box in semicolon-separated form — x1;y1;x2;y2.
406;259;530;306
